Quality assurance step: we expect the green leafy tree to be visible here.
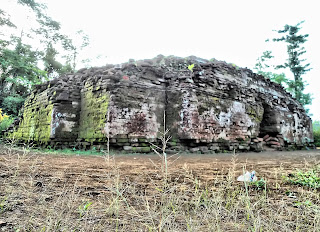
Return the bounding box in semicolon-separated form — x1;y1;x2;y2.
62;30;90;72
0;9;16;29
273;21;312;106
17;0;45;12
254;51;288;86
43;42;73;78
254;50;274;72
0;37;47;115
30;5;81;74
0;0;91;115
255;21;312;109
1;0;90;76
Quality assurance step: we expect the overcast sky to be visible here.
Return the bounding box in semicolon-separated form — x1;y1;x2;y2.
3;0;320;121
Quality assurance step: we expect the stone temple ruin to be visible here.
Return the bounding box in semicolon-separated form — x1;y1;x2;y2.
4;55;314;153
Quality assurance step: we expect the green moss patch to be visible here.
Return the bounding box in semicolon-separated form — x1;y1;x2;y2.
7;90;53;142
246;104;264;123
79;82;110;142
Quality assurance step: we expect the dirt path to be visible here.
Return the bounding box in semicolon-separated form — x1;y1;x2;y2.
2;149;319;187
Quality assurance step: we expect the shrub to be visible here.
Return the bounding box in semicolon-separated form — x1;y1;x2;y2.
2;95;25;116
315;131;320;147
0;108;13;136
0;108;8;122
0;116;13;134
313;121;320;147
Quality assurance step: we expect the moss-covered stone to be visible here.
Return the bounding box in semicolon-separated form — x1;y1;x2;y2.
78;81;110;142
141;147;151;152
7;89;53;142
168;141;177;146
246;104;264;123
117;138;129;143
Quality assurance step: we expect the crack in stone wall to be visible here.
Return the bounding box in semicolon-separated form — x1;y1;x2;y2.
4;55;314;153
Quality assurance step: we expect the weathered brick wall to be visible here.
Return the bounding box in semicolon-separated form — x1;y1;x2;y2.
50;75;81;142
165;59;313;152
4;55;314;152
7;89;54;143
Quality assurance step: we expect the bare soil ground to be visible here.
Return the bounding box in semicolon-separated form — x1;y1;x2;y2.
1;146;320;231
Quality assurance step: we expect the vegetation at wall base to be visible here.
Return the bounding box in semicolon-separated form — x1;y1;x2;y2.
313;121;320;147
0;108;13;136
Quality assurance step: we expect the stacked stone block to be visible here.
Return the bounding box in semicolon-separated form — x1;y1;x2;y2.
7;89;53;143
4;55;314;152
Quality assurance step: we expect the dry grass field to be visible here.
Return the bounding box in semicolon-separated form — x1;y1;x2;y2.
1;145;320;231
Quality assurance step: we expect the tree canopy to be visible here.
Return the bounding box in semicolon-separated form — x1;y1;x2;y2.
255;21;312;110
0;0;90;116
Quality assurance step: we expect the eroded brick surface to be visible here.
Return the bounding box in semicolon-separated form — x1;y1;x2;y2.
4;55;314;152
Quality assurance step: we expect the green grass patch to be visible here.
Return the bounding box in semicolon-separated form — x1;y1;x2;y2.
35;147;106;156
284;167;320;189
313;121;320;147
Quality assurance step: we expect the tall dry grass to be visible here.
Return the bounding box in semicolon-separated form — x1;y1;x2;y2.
0;143;320;231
